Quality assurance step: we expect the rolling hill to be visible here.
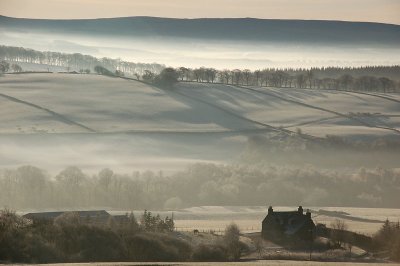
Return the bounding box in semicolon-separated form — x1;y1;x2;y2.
0;73;399;173
1;15;400;45
0;73;399;136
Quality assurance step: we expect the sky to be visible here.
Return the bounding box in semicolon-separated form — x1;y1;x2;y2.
0;0;399;25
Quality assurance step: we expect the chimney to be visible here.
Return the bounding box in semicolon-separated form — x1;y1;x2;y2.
298;206;303;214
268;206;273;215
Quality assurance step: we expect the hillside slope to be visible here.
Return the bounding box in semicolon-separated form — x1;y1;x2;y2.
0;73;399;172
0;73;399;136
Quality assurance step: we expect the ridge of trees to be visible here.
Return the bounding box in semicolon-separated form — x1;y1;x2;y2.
168;67;400;92
0;45;165;76
1;45;399;92
138;66;400;93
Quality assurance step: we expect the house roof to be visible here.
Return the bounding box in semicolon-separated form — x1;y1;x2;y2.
263;209;314;236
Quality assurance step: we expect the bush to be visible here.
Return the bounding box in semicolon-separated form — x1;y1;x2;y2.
154;67;179;87
94;65;114;76
192;244;227;261
373;220;400;262
391;233;400;262
125;232;191;261
224;223;241;260
142;70;155;83
64;226;125;262
115;70;124;77
0;60;9;73
11;64;22;72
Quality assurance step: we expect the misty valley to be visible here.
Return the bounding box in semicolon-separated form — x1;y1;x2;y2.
1;10;400;265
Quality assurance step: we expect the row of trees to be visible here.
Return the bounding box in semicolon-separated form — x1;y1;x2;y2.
140;210;174;232
169;67;399;92
1;45;398;92
1;161;399;211
0;45;164;76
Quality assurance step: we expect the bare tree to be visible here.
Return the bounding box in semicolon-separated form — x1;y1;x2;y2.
254;237;263;259
179;67;189;81
142;70;155;83
296;74;307;89
330;219;348;248
224;223;241;261
339;74;354;91
306;70;314;89
254;70;261;86
193;68;202;82
221;69;231;84
243;69;251;86
233;69;242;85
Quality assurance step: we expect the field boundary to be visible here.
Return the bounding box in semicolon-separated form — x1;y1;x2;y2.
0;92;96;133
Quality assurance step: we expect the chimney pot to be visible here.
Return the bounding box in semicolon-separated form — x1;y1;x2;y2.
298;206;303;214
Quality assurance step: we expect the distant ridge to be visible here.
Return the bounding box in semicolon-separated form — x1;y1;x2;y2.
1;15;399;45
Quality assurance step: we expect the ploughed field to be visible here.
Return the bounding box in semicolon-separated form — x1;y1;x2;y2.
0;73;399;172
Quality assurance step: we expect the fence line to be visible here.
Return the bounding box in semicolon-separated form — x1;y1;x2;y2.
174;226;261;234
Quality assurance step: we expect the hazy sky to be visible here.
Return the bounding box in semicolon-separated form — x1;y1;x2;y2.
0;0;399;25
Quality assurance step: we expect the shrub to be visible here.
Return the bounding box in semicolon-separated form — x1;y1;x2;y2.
0;60;9;73
115;70;124;77
11;64;22;72
391;233;400;262
154;67;179;88
192;244;227;261
54;212;81;227
94;65;114;76
224;223;241;260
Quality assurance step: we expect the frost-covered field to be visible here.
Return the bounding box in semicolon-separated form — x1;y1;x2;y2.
175;206;400;235
109;206;400;235
1;73;399;135
0;73;399;172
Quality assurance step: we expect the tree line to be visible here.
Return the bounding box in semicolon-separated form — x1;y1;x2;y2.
1;45;399;92
137;66;400;92
0;45;165;76
1;162;399;211
167;67;399;93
